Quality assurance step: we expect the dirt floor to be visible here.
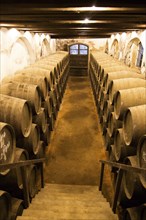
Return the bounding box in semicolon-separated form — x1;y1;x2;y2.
45;75;114;205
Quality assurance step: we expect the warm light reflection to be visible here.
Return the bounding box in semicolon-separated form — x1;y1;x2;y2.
0;24;17;27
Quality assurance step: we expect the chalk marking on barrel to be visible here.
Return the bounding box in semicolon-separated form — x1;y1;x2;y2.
0;131;10;161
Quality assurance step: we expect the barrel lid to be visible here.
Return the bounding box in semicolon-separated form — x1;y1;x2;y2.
0;122;16;175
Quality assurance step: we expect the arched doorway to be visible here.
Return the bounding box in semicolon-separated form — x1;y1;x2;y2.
136;42;144;67
41;38;50;57
111;39;119;59
124;37;144;68
69;43;89;76
9;37;34;75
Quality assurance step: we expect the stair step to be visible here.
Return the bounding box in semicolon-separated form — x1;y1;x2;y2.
43;184;100;193
35;193;105;200
22;209;118;219
31;198;107;206
29;202;111;211
17;217;115;220
38;189;103;196
16;184;118;220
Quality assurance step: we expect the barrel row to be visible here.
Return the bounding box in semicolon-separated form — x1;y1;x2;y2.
0;51;70;219
89;51;146;212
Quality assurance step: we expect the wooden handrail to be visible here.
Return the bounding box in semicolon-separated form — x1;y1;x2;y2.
99;160;146;173
0;158;46;170
99;160;146;214
0;158;46;208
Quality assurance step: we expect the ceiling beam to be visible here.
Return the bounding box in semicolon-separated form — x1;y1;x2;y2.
1;6;146;14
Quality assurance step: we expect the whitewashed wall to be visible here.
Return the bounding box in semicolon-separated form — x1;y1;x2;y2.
56;38;107;51
0;28;56;81
1;28;145;81
56;30;146;75
107;30;146;75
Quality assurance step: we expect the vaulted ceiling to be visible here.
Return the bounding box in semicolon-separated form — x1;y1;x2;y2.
1;0;146;38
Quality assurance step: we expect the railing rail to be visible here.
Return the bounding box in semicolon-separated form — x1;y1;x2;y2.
99;160;146;213
0;158;45;169
0;158;46;208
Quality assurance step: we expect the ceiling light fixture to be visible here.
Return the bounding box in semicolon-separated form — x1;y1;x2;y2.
83;18;89;24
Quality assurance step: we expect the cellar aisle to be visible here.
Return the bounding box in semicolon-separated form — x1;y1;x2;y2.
45;75;113;202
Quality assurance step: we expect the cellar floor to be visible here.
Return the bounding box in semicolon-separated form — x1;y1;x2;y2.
45;75;114;204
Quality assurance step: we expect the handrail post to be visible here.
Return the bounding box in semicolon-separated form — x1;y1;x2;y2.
40;162;45;188
112;169;124;213
99;162;105;191
21;166;30;208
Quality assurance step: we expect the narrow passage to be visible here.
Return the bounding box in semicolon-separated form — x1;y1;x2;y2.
45;75;112;200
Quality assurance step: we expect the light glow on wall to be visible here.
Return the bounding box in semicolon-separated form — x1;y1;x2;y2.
24;31;33;43
8;28;20;39
121;32;127;40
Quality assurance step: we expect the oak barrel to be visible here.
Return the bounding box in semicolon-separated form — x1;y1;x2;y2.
0;81;42;114
27;165;37;199
103;70;144;93
33;108;47;133
11;198;24;220
123;105;146;147
114;87;146;120
108;78;146;104
16;123;40;156
113;128;136;162
0;190;11;220
123;156;146;203
137;134;146;188
18;67;53;91
3;73;48;100
40;124;51;145
0;95;32;138
107;112;122;138
0;148;29;198
123;204;146;220
0;122;16;175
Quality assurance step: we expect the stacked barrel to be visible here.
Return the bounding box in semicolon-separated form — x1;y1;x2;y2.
89;51;146;217
0;51;69;220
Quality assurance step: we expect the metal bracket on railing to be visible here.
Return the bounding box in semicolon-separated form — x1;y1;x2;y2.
112;169;123;213
40;162;45;188
99;162;105;191
21;166;30;208
99;161;123;213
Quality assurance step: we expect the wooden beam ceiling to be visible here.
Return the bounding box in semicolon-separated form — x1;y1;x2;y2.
1;1;146;39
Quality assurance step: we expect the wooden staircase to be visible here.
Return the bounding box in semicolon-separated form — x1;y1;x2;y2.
17;183;118;220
